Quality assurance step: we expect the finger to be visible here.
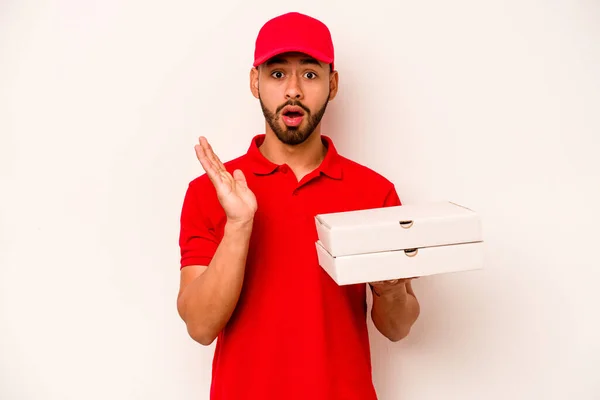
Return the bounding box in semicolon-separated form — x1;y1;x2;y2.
233;169;248;188
196;139;213;165
198;140;226;182
219;169;234;187
195;144;222;184
207;141;227;171
208;152;234;187
198;137;219;169
200;137;226;173
199;138;235;190
195;143;214;171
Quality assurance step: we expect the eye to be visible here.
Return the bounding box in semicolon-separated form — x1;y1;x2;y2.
271;71;284;79
304;71;317;79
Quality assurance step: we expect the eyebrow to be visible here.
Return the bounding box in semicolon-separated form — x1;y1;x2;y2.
265;57;323;67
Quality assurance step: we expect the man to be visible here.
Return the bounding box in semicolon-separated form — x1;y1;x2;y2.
177;11;420;400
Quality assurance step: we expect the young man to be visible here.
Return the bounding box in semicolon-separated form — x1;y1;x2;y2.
177;12;420;400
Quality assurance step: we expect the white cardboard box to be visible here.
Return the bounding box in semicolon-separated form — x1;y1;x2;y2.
315;201;482;257
314;201;484;285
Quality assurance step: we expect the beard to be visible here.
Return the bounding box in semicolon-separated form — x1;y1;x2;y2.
259;94;329;146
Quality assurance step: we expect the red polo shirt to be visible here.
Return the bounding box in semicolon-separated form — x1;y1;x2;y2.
179;134;401;400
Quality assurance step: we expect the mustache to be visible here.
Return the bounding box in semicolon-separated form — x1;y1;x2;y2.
276;100;310;115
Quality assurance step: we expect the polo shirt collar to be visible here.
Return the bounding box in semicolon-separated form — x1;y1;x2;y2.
246;134;343;179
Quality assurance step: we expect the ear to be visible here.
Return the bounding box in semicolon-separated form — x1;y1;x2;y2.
328;69;339;101
250;67;259;99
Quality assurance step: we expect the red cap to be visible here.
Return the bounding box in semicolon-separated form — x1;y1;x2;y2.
253;12;335;70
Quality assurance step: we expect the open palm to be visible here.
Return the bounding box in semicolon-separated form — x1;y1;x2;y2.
195;136;257;224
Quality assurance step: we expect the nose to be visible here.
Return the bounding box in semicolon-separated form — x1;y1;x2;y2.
285;74;303;100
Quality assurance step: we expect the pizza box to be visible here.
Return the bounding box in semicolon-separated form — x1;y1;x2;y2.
314;201;484;285
314;201;482;257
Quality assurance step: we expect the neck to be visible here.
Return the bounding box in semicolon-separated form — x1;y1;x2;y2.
259;127;327;175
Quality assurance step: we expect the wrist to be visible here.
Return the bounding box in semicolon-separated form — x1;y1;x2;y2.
225;218;254;234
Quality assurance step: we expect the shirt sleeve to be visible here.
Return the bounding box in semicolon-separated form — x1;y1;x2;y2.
178;180;220;269
382;184;402;207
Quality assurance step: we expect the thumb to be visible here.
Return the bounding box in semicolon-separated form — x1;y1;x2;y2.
232;169;248;187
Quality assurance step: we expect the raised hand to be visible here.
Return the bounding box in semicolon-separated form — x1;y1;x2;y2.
195;136;257;225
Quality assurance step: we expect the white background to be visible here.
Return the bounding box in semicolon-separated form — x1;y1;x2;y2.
1;1;599;399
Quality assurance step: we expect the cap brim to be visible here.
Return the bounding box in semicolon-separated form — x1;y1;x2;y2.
253;46;333;67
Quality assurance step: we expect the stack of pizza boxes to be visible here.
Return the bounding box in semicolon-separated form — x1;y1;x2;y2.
314;201;484;285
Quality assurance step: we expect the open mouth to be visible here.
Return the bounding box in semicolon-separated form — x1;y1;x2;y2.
281;106;305;127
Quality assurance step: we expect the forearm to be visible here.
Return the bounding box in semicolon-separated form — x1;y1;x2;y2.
179;220;253;345
371;287;420;342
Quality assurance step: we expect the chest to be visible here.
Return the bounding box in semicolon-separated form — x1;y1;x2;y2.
242;173;383;264
251;173;378;224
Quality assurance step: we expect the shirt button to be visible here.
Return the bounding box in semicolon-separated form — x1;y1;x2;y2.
279;165;288;173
